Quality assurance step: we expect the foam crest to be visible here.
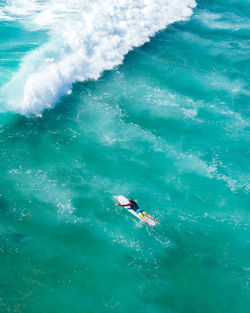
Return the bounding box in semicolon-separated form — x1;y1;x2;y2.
2;0;196;115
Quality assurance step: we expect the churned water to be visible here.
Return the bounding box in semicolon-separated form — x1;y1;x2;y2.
0;0;249;312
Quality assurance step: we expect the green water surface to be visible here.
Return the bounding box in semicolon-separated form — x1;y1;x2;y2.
0;1;250;313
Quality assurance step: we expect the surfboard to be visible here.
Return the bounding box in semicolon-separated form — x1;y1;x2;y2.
117;195;157;226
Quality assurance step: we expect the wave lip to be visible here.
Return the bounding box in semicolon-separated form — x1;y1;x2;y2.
2;0;196;116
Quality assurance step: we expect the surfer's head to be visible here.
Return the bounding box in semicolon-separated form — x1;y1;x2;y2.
128;198;133;202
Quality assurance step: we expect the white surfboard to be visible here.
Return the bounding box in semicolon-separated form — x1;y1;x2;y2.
117;195;157;226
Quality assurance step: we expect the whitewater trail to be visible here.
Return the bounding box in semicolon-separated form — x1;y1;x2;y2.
1;0;196;116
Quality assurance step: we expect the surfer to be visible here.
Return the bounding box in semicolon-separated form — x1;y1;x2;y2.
116;198;158;225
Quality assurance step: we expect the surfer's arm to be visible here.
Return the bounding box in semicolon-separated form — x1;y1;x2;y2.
115;202;131;207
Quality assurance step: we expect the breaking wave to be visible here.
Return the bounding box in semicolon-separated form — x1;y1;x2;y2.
1;0;196;115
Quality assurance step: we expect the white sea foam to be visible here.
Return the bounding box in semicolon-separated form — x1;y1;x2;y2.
0;11;14;21
1;0;196;115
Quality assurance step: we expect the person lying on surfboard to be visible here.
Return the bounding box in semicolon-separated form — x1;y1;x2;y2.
115;198;158;225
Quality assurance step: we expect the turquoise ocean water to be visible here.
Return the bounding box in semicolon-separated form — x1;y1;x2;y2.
0;0;249;312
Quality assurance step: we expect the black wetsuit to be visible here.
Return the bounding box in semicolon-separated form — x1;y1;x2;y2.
129;200;140;212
